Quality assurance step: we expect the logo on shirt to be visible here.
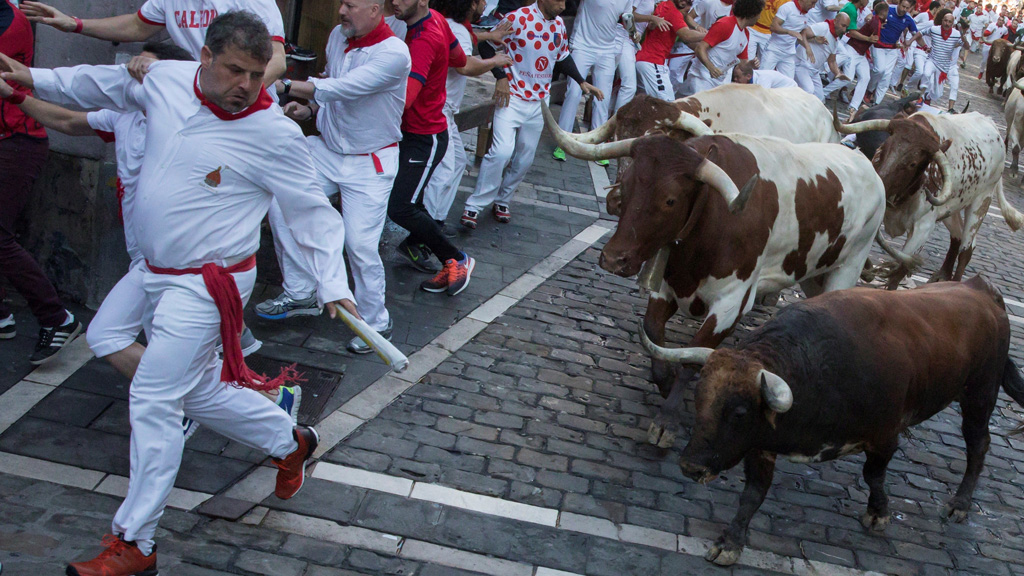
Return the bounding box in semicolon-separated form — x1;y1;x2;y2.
204;167;223;188
535;56;549;72
173;9;217;29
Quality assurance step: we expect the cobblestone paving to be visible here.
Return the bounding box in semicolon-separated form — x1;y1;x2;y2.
6;52;1024;576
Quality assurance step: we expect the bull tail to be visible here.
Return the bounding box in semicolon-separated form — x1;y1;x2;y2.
875;230;923;270
1001;358;1024;434
996;181;1024;232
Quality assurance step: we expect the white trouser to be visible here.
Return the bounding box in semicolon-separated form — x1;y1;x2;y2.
981;42;992;66
683;69;725;96
844;52;873;109
465;96;543;212
667;51;693;96
86;259;146;358
904;46;928;89
892;50;908;89
614;41;638;113
112;266;296;554
748;28;770;60
423;106;467;222
269;136;395;331
868;46;901;104
795;63;824;99
823;45;855;98
761;45;796;78
557;47;617;132
637;61;675;100
922;59;960;103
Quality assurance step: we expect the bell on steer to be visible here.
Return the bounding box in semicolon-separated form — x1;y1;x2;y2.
637;247;670;291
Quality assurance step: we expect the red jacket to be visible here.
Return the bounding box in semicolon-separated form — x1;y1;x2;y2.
0;0;46;140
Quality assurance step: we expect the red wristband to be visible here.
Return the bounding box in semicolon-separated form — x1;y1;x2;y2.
3;92;26;105
73;17;84;33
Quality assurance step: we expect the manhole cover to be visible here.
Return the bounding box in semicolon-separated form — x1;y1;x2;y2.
243;355;343;425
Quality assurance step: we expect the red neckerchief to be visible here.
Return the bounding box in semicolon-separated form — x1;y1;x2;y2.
827;19;838;36
462;20;478;46
794;0;810;15
193;70;272;121
346;16;395;52
941;25;953;39
720;0;735;6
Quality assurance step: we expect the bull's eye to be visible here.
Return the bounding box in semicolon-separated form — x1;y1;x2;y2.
666;198;676;207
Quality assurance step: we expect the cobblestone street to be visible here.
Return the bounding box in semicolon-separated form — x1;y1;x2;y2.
6;51;1024;576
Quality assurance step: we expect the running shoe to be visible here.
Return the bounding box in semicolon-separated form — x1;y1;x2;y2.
274;426;318;499
347;317;393;355
0;314;14;340
460;210;478;229
66;534;157;576
277;385;302;424
30;315;82;365
398;237;439;273
255;294;322;320
446;253;476;297
183;417;199;441
493;203;511;223
595;159;610;167
217;326;263;356
552;147;566;161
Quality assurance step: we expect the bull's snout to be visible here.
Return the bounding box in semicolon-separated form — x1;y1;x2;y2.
598;248;642;277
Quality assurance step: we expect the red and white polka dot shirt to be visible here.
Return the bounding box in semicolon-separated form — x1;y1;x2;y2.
497;3;569;101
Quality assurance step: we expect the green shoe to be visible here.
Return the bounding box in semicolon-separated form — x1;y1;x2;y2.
595;159;610;167
552;147;566;162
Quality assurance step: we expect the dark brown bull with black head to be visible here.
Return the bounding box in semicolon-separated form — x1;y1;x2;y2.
987;38;1012;94
642;276;1024;566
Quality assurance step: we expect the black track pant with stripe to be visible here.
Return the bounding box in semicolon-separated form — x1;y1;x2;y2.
387;130;462;262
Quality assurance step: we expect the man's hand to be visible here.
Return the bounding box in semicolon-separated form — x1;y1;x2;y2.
869;34;880;42
805;46;816;63
326;299;361;321
815;36;829;44
127;55;156;83
492;53;514;68
494;77;511;108
19;2;78;32
0;78;15;100
0;53;33;89
836;73;850;81
651;16;671;31
477;19;513;42
709;64;724;78
282;101;313;122
581;82;605;100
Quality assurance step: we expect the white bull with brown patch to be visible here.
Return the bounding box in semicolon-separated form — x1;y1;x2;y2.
544;103;887;448
836;111;1024;289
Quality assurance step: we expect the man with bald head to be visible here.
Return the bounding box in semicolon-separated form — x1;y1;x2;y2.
259;0;411;354
795;12;851;98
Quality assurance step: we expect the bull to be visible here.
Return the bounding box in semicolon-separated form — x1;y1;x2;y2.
1001;45;1024;98
834;93;920;160
543;103;888;448
642;276;1024;566
836;111;1024;289
1006;79;1024;177
986;38;1012;94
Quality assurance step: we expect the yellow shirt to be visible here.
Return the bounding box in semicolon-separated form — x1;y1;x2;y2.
753;0;789;33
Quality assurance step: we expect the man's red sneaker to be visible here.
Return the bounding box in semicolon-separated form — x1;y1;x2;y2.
274;426;318;499
66;534;157;576
492;203;511;223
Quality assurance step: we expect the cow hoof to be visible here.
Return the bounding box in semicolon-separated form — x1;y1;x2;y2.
941;501;970;523
705;543;742;566
861;511;891;531
647;422;675;448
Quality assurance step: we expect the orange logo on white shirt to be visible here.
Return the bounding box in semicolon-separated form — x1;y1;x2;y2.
204;167;222;188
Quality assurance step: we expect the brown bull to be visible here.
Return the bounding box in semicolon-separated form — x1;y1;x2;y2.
987;38;1012;94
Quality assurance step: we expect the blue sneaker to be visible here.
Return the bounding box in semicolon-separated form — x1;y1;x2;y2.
255;294;322;320
277;385;302;424
183;417;199;441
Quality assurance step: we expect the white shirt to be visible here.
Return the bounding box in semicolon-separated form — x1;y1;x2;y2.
691;16;749;80
633;0;658;35
137;0;285;59
798;20;840;71
752;68;799;87
87;110;146;263
385;15;407;40
445;19;473;114
984;22;1009;43
969;13;989;36
767;1;809;52
806;0;840;24
692;0;733;29
311;23;410;155
914;11;932;46
33;61;352;303
572;0;635;53
499;4;570;101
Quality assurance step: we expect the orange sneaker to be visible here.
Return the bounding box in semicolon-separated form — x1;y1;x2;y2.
420;259;454;293
66;534;157;576
273;426;318;499
446;253;475;296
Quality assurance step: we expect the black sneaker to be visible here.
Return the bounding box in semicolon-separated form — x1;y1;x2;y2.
30;317;83;365
398;237;439;273
0;314;14;340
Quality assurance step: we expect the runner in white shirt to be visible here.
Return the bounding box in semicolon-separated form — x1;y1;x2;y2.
795;13;851;98
922;9;964;109
896;2;939;94
19;0;288;83
980;14;1009;76
730;59;801;84
464;0;603;228
807;0;841;23
968;6;989;49
257;0;410;356
556;0;634;160
0;13;356;575
762;0;818;79
685;0;761;94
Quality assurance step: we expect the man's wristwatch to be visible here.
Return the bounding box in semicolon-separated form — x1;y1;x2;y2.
280;79;292;95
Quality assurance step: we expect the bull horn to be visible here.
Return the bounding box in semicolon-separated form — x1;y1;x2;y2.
638;320;714;365
541;101;634;161
574;115;618;144
695;159;758;213
834;116;892;134
926;149;956;206
662;112;714;137
759;370;793;413
1015;78;1024;92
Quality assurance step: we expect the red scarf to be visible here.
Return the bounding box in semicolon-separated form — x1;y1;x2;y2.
146;256;303;392
346;16;395;52
827;19;838;37
720;0;735;5
193;70;272;121
941;26;953;39
462;20;478;46
794;0;810;14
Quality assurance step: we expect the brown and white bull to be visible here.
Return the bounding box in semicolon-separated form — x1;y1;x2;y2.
543;103;887;448
836;111;1024;289
640;276;1024;566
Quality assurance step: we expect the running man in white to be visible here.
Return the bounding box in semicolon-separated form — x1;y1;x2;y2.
968;4;988;50
796;12;851;98
922;8;965;109
685;0;762;95
554;0;635;164
256;0;410;356
762;0;818;79
19;0;288;83
0;12;356;576
462;0;603;229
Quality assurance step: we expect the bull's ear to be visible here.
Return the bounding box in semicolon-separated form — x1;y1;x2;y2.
940;138;953;152
704;143;720;164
